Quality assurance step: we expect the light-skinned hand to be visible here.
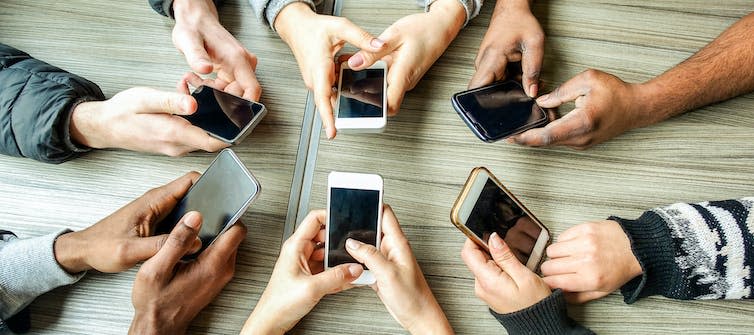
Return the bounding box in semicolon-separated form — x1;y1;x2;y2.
541;220;643;303
171;0;261;100
274;2;386;139
241;210;364;335
509;69;655;149
69;87;229;156
345;206;453;335
129;211;247;335
54;173;200;273
347;0;466;116
461;232;551;314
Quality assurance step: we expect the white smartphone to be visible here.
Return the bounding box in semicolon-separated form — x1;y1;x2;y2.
334;60;387;132
450;167;550;271
326;171;384;285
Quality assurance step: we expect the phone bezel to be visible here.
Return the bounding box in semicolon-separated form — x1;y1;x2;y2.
325;171;384;285
189;85;268;145
451;80;548;142
334;60;388;132
450;167;549;271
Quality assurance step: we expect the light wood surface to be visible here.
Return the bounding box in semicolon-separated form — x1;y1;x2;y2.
1;0;754;334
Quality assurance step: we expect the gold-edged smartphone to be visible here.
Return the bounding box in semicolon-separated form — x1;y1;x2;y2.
451;167;550;271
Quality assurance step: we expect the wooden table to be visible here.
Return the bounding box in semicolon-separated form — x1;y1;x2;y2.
1;1;753;334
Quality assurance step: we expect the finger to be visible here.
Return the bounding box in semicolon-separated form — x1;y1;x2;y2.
173;31;213;74
224;81;245;98
461;239;514;286
137;172;199;225
313;65;336;139
545;240;584;259
233;52;263;101
336;17;385;53
173;121;230;153
487;232;529;282
469;49;507;89
541;273;593;292
345;238;392;272
380;205;405;238
564;291;608;304
521;37;544;97
177;76;191;95
386;67;408;116
292;210;327;242
508;109;589;147
134;88;197;116
539;257;579;277
555;223;594;242
145;211;203;274
199;222;248;265
535;72;592;108
310;263;363;295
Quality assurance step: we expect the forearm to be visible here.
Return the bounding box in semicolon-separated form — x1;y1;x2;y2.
425;0;483;25
613;197;754;303
490;289;594;335
640;12;754;123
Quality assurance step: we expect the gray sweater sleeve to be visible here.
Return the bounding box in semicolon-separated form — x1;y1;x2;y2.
248;0;319;30
0;229;85;321
425;0;483;26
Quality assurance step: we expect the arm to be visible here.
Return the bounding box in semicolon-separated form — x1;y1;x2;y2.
424;0;483;26
0;43;105;163
247;0;318;30
148;0;224;18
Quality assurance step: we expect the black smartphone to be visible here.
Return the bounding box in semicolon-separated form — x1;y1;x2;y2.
451;80;548;142
157;149;260;257
184;85;267;145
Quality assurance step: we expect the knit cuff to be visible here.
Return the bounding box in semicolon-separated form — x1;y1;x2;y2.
490;289;592;335
265;0;316;31
611;212;682;304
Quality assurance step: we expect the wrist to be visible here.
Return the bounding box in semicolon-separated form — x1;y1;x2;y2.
405;303;453;335
274;2;316;41
497;0;533;12
53;231;88;274
70;101;107;149
633;80;673;127
130;311;188;335
242;309;287;335
427;0;466;40
172;0;218;22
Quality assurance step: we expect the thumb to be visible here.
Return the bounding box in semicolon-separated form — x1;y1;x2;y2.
310;263;364;295
127;233;202;265
147;211;203;272
535;72;591;108
488;232;527;280
345;238;392;273
136;89;197;116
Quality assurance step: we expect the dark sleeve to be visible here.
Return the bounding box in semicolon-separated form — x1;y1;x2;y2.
0;43;105;164
490;289;594;335
613;198;754;303
148;0;225;18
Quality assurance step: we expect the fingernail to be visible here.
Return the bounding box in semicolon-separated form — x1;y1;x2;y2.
182;211;201;229
348;264;362;277
529;84;538;97
489;232;503;250
537;93;550;102
370;38;385;49
348;54;364;68
346;238;362;250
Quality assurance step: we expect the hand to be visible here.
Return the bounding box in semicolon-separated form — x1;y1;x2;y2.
53;173;199;274
242;210;363;334
275;2;386;139
129;211;247;335
345;206;453;335
541;220;642;303
348;0;466;116
171;0;261;100
508;69;655;149
469;0;544;97
461;233;551;314
69;87;228;156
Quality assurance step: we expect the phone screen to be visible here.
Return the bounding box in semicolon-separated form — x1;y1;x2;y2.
159;150;258;255
328;187;380;268
455;81;546;140
465;179;542;264
185;86;264;141
338;68;385;118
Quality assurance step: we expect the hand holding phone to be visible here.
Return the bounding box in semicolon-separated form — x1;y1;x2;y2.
184;85;267;144
335;61;387;133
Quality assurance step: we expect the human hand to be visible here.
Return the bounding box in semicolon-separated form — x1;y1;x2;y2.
275;2;386;139
347;0;466;116
241;210;363;335
345;206;453;335
69;87;228;156
129;211;246;335
171;0;261;100
540;220;642;303
508;69;654;149
53;173;200;274
469;0;544;97
461;233;551;314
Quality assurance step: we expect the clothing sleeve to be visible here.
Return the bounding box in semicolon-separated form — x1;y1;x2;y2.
248;0;320;30
490;289;594;335
0;43;105;164
0;229;85;323
148;0;225;18
613;198;754;303
424;0;483;26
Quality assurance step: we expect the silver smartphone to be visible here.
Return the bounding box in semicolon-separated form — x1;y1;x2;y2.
185;85;267;145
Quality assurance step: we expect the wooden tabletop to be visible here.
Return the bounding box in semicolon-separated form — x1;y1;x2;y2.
1;1;753;334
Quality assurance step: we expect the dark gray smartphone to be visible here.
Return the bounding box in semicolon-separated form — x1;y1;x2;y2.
184;86;267;145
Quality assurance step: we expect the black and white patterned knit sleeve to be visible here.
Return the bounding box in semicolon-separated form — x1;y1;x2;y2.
611;198;754;303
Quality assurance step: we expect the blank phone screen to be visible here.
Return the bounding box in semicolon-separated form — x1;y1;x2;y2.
338;68;385;118
185;86;264;141
158;151;258;254
328;188;380;268
455;81;546;140
465;179;542;264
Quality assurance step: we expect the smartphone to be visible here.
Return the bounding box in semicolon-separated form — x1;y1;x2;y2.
334;60;387;132
326;171;383;285
183;85;267;144
451;80;548;142
450;167;550;271
158;148;260;257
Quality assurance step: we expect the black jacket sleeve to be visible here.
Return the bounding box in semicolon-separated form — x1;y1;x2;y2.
0;44;105;164
490;289;594;335
148;0;224;18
